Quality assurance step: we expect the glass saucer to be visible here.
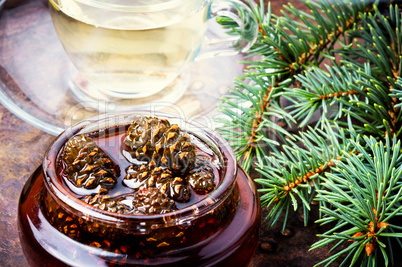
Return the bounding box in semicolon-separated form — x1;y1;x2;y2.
0;0;244;135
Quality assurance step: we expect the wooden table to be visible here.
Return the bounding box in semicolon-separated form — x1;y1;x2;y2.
0;0;334;266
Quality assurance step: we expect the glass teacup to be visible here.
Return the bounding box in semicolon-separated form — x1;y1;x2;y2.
49;0;258;109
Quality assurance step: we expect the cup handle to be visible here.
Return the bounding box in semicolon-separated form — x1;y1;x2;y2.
194;0;258;61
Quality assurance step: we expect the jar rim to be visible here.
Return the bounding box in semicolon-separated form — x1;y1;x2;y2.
43;111;237;227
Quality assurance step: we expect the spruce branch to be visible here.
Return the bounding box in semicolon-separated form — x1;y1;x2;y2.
216;0;370;171
283;3;402;137
312;135;402;266
342;4;402;83
255;121;360;230
282;63;369;128
216;0;402;265
216;74;295;171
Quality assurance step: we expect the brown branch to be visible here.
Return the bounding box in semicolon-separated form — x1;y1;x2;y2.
245;81;276;160
282;159;335;193
293;17;356;72
386;79;400;137
381;18;402;137
258;23;267;36
388;45;400;135
389;39;400;80
317;89;362;100
274;150;359;202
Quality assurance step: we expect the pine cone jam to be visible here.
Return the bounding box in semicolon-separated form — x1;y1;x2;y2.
18;113;260;266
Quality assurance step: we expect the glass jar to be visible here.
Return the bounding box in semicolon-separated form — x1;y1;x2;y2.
18;112;260;266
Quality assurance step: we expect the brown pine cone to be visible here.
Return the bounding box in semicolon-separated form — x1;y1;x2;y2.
62;134;118;190
124;164;191;203
123;116;196;175
187;159;216;194
132;188;177;215
160;177;191;203
123;164;174;190
124;116;170;162
83;194;130;214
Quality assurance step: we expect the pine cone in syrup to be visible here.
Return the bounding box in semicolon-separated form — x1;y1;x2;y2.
124;164;191;203
132;188;177;215
124;117;170;162
83;194;130;214
160;176;191;203
187;158;216;194
123;164;174;190
123;116;196;175
62;134;118;190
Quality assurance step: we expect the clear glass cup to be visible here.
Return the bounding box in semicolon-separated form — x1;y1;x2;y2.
48;0;258;109
18;111;261;266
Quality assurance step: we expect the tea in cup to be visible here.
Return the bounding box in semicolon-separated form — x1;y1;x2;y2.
49;0;258;107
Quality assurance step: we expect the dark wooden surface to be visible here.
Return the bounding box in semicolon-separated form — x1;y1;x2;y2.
0;0;336;266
